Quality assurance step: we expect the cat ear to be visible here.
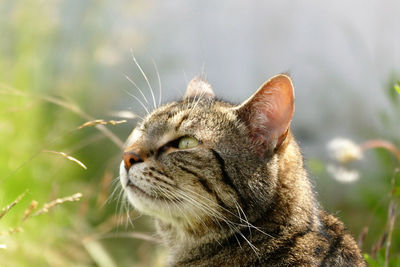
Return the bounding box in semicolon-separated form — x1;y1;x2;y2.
234;74;295;157
184;77;215;100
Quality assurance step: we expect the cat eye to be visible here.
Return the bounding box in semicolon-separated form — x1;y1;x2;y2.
158;136;201;154
178;136;200;149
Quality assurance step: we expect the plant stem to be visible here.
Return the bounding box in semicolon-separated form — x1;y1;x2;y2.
361;139;400;163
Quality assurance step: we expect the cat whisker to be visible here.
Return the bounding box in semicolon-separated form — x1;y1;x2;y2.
159;194;204;243
156;186;204;231
234;200;252;236
184;192;259;254
165;187;225;234
234;204;248;235
113;184;124;210
130;50;157;110
151;59;162;107
121;192;129;228
175;189;225;224
116;189;127;229
124;89;150;115
124;196;135;229
178;191;226;234
229;222;260;257
122;193;135;229
111;176;122;185
182;193;241;248
125;74;150;107
160;187;208;230
174;189;251;251
157;188;175;228
104;177;123;206
183;187;273;239
178;192;263;257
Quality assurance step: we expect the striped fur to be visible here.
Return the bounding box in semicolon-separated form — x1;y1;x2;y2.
119;75;365;266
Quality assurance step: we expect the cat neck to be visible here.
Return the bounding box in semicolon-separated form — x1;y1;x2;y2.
268;132;320;231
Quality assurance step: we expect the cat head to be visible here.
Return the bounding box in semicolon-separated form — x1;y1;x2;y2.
119;74;295;237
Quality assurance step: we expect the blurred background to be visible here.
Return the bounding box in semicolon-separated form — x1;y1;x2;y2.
0;0;399;266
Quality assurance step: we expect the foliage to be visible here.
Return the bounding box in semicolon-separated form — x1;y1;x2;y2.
0;1;158;266
395;81;400;95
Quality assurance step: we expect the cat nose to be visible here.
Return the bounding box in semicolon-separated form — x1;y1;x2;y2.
122;148;146;170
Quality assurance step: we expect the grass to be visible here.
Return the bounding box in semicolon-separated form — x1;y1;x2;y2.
0;82;159;266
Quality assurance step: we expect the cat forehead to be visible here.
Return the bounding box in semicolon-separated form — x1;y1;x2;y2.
140;100;237;131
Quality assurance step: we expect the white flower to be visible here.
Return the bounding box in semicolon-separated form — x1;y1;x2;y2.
0;244;6;249
327;138;363;164
327;164;360;183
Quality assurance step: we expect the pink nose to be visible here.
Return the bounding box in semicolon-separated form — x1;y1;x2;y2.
122;146;147;170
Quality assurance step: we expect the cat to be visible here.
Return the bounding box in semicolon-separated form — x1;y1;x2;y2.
119;74;365;266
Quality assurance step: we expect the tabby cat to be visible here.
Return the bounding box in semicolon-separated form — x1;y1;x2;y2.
119;74;365;266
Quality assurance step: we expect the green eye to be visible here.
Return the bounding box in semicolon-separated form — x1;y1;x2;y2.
178;136;200;149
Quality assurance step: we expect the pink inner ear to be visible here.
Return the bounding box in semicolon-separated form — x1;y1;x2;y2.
237;75;294;155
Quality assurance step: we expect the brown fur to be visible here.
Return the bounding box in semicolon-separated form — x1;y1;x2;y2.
119;75;365;266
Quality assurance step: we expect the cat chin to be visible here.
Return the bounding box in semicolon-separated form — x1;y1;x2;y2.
120;162;154;207
119;161;180;221
124;188;188;227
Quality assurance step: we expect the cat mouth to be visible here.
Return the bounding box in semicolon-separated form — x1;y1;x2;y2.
126;178;134;187
125;180;164;203
125;178;153;198
125;178;180;203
